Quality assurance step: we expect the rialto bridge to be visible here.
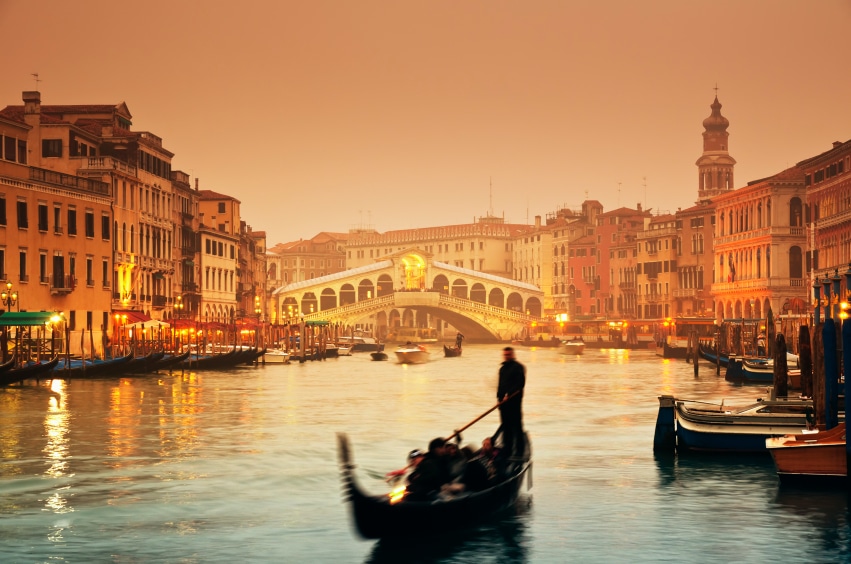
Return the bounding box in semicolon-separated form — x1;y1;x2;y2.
270;249;543;342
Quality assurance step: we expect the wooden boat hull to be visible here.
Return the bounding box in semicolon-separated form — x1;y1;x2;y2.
337;433;531;539
370;351;388;361
1;357;60;386
767;423;847;484
443;345;462;357
656;342;688;359
673;397;818;453
698;343;729;367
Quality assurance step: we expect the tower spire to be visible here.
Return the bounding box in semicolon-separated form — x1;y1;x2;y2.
696;89;736;202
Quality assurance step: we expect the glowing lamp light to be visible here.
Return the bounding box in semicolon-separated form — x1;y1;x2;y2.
388;485;407;504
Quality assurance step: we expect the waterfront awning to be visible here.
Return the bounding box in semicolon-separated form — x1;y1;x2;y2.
126;320;170;330
0;311;56;326
305;320;329;327
112;310;151;325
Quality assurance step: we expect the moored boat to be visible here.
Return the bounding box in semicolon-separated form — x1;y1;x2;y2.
656;394;824;454
1;356;60;386
395;344;430;364
337;433;531;539
370;351;388;361
767;423;847;485
262;349;291;364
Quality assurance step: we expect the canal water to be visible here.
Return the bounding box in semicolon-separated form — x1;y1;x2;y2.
1;345;848;563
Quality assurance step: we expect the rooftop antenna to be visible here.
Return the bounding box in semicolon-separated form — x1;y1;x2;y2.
643;176;647;209
617;182;622;207
31;73;41;90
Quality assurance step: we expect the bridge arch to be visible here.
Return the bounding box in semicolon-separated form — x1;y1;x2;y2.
525;297;542;317
489;287;505;308
377;274;393;296
340;284;356;306
452;279;468;298
433;274;450;294
301;292;318;316
358;279;376;300
470;282;486;304
506;293;523;312
320;288;337;310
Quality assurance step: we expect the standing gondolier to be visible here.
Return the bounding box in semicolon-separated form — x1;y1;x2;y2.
494;346;525;458
455;332;465;349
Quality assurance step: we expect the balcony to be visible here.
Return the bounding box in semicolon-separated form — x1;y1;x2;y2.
673;288;699;298
182;282;198;293
712;277;804;293
153;295;167;307
50;274;76;295
78;156;138;176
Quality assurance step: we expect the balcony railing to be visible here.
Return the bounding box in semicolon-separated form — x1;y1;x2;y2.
153;295;167;307
50;274;76;293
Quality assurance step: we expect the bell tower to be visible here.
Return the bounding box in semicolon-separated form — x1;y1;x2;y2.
696;94;736;202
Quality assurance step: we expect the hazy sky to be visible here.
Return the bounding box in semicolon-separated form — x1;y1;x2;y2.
3;1;849;245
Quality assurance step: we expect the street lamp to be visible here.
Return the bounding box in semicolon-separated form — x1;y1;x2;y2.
254;295;262;318
174;295;185;319
2;282;19;311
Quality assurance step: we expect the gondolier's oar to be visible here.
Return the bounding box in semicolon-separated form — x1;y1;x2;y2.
446;390;520;443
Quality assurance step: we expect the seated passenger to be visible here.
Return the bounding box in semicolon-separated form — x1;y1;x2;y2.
385;448;424;485
406;437;450;501
445;442;468;480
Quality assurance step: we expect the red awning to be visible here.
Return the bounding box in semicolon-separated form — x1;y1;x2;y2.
112;310;151;324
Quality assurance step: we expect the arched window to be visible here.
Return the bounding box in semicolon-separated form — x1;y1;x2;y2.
789;246;803;279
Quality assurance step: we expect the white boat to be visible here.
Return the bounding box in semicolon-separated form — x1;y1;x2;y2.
394;344;430;364
262;349;291;364
559;339;585;355
337;345;353;356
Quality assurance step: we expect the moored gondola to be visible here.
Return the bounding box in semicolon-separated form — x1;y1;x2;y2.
1;356;60;386
150;348;192;372
337;433;531;539
52;351;134;379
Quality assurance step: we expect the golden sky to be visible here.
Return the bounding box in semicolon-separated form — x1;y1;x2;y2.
2;0;849;245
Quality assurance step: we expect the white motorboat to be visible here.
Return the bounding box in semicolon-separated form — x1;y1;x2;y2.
337;345;353;356
262;349;291;364
559;339;585;355
394;344;430;364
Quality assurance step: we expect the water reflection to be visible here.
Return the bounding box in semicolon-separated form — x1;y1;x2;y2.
43;378;72;514
772;487;851;552
366;501;531;564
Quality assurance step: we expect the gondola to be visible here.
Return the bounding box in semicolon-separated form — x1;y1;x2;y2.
0;356;16;374
1;356;60;387
443;344;462;357
52;351;134;379
337;433;532;539
149;348;192;372
370;351;388;361
177;348;240;371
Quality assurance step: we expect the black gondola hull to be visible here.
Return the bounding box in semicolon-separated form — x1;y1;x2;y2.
338;434;531;539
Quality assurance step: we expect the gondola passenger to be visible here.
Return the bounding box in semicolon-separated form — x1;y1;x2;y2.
405;437;450;501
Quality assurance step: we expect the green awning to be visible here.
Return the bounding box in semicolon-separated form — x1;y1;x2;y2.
305;320;329;326
0;311;57;326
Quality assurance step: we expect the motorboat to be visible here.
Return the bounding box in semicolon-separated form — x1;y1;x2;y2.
767;423;847;485
656;394;823;453
337;335;383;352
394;344;430;364
337;345;353;356
559;338;585;355
262;349;291;364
